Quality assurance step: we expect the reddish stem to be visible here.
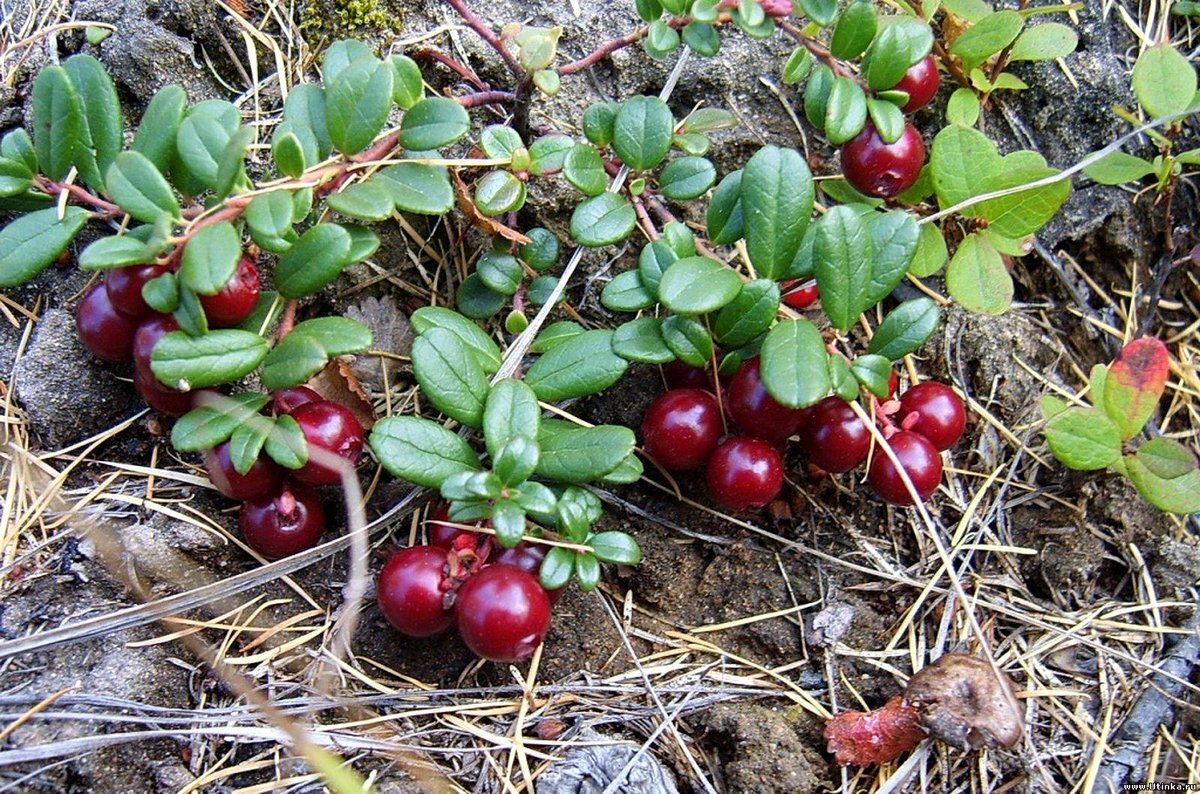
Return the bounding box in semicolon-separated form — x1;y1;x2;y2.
277;299;298;340
446;0;523;76
35;178;123;217
458;90;516;108
558;17;690;75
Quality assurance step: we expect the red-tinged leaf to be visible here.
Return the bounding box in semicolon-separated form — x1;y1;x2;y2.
824;696;926;766
1102;337;1169;439
451;169;531;244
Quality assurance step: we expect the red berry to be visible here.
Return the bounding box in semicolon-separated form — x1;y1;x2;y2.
641;388;723;470
132;314;179;377
888;370;900;398
726;358;808;444
239;482;326;559
662;360;720;393
131;315;195;414
840;123;925;199
897;382;966;451
891;55;939;113
781;280;820;310
377;546;455;638
490;540;562;604
199;255;260;327
75;283;137;362
271;386;323;416
104;264;168;320
798;396;871;473
290;400;365;485
705;436;784;511
204;441;283;501
428;503;480;549
455;564;552;662
867;431;942;505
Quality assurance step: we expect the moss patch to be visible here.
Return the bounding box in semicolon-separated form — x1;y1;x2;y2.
300;0;398;42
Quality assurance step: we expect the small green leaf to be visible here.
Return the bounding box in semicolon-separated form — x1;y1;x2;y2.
484;378;541;460
132;85;186;173
275;223;353;297
321;40;376;83
798;0;838;25
227;417;272;473
0;207;89;287
949;10;1023;71
480;124;523;159
526;329;628;401
976;166;1070;238
78;235;155;270
866;210;919;304
946;88;981;127
1101;337;1170;440
930;125;1001;210
410;306;502;373
1084;151;1155;185
31;66;84;182
398;96;470;150
682;21;720;56
909;222;949;277
646;18;681;56
828;356;858;401
540;547;575;591
490;499;527;547
175;113;231;191
582;102;619;147
863;18;934;90
564;143;609;196
1126;444;1200;514
782;48;813;84
804;64;835;129
171;393;270;452
612;95;675;171
866;98;905;144
259;316;373;390
456;273;507;319
388;54;424;108
173;286;208;336
150;329;269;390
742;146;814;279
1043;406;1123;470
600;452;644;484
326;58;394;155
706;170;745;244
1133;437;1197;480
601;269;656;312
143;272;179;313
831;0;877;59
180;221;242;295
638;239;677;295
661;315;712;367
814;205;872;331
494;435;540;487
590;531;642;564
825;77;868;145
106;151;180;223
570;192;637;246
612;317;674;363
760;318;830;408
868;298;940;360
528;134;574;175
531;320;584;354
214;125;252;200
713;279;780;348
474;170;526;215
64;54;122;190
1132;44;1197;119
536;421;636;483
476;251;523;296
659;156;716;200
326;179;394;221
281;83;333;158
377;162;455;215
850;353;893;397
1010;23;1078;61
518;228;560;271
271;129;308;179
658;256;743;314
946;232;1012;314
412;327;490;428
370;416;481;487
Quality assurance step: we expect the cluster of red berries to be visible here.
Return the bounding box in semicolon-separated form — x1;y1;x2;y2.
840;55;939;199
376;505;559;662
74;261;367;561
642;357;965;510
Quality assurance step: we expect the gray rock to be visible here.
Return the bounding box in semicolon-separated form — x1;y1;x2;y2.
13;308;142;448
536;728;679;794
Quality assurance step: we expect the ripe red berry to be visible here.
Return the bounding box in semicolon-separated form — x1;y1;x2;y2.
898;382;966;451
781;280;820;310
798;396;871;473
290;400;365;485
239;482;326;559
891;55;939;113
204;441;283;501
271;386;323;415
662;360;720;393
641;388;723;470
888;370;900;398
726;358;809;444
455;564;552;662
705;436;784;511
490;540;563;604
376;546;455;637
76;283;138;362
840;123;925;199
428;503;480;549
132;314;178;377
199;255;260;327
131;314;195;414
867;431;942;505
104;264;168;320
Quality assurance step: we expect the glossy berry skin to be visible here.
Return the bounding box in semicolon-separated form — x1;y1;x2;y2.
290;400;365;485
867;431;943;505
491;541;562;604
455;564;552;662
662;360;720;393
840;123;925;199
104;264;168;320
641;389;723;470
131;315;194;414
428;503;480;549
781;280;820;310
798;396;871;473
892;55;939;113
240;483;326;559
726;358;809;444
377;546;455;638
898;382;966;450
272;386;322;415
203;441;283;501
132;314;178;377
199;255;260;327
888;371;900;398
76;284;138;362
706;436;784;511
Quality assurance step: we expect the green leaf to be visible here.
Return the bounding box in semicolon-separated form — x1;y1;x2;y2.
1010;23;1078;62
831;0;877;59
260;317;374;389
661;315;712;366
536;422;636;483
388;54;424;108
412;327;490;428
398;96;470;150
601;269;656;311
1101;337;1169;440
851;353;893;397
1126;444;1200;514
150;329;269;390
866;210;919;304
825;77;868;145
682;21;720;56
659;156;716;200
64;55;122;189
813;205;872;331
171;393;270;452
493;435;540;487
0;207;89;287
2;129;37;173
180;222;241;295
1043;406;1122;471
646;19;681;56
31;66;84;182
143;272;179;313
377;162;455;215
490;499;527;547
658;256;743;314
175;114;230;191
327;179;395;221
612;317;673;363
106;151;180;223
945;232;1012;314
612;95;675;171
804;64;835;129
942;0;990;21
526;329;628;401
473;170;526;215
531;320;584;354
949;10;1023;71
564;143;608;196
271;128;308;179
582;102;619;146
480;124;523;159
742;146;813;279
529;134;574;175
946;88;981;127
456;273;506;318
1132;44;1197;119
326;58;394;155
173;286;208;336
275;223;353;297
638;239;677;295
322;40;376;83
571;192;637;246
866;98;905;144
600;452;644;484
909;222;949;277
410;306;502;373
760;318;830;408
227;417;273;473
706;170;744;244
975;166;1070;238
519;228;560;271
282;83;333;158
476;251;523;296
1083;151;1155;185
540;547;575;591
798;0;838;25
590;531;642;564
782;48;813;84
574;552;601;590
868;298;940;360
484;378;541;460
863;18;934;90
930;125;1001;210
1133;437;1197;480
713;279;780;348
214;126;252;200
370;416;481;487
78;235;155;270
133;85;187;173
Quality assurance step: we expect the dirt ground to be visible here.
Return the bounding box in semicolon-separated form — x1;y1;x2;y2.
1;0;1199;792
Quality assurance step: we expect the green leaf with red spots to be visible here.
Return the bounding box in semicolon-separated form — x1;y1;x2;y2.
1101;337;1170;439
